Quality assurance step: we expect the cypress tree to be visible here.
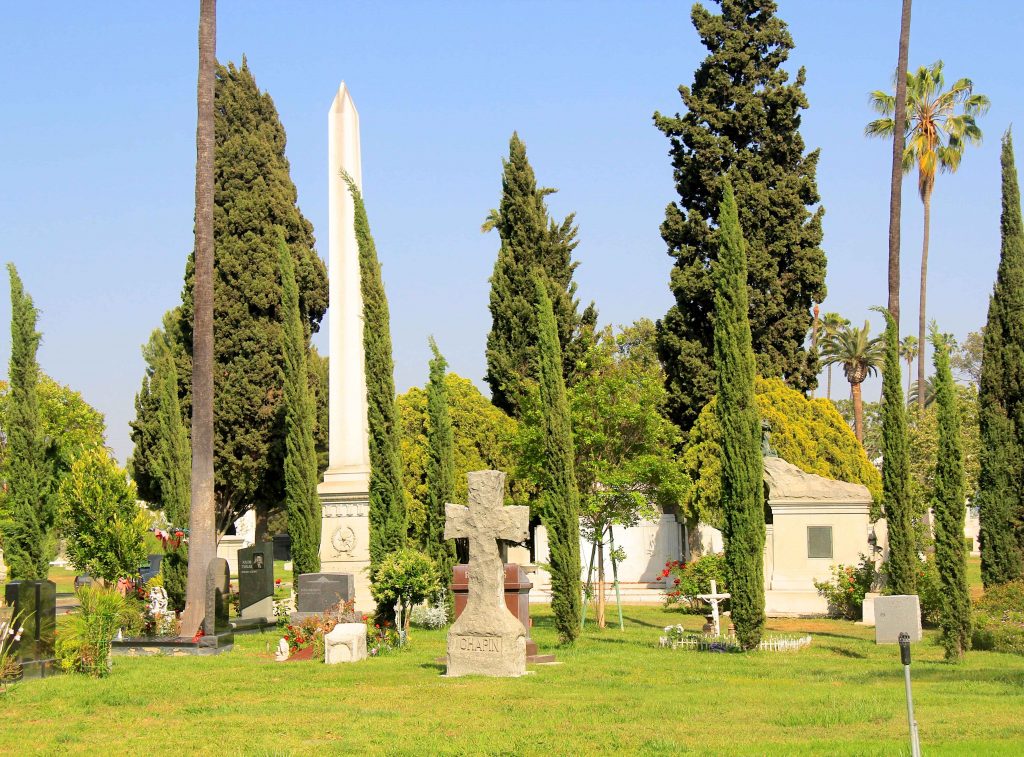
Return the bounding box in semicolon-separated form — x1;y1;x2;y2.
978;130;1024;585
344;174;406;568
1;264;51;580
654;0;826;433
930;329;971;661
534;273;583;644
878;308;916;595
712;180;765;650
154;330;191;611
179;58;328;534
485;133;597;418
280;237;321;577
425;337;456;601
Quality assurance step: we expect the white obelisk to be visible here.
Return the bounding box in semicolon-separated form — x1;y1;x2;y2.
318;83;373;610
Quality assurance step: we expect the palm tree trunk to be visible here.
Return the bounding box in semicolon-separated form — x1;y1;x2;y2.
917;191;930;411
826;364;832;400
906;357;912;400
852;380;865;444
180;0;217;639
887;0;913;326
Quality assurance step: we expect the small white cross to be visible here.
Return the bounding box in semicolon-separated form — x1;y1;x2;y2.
696;579;731;636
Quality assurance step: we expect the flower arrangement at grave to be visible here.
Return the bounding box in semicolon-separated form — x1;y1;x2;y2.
279;599;362;660
151;525;188;551
0;608;26;687
366;619;402;657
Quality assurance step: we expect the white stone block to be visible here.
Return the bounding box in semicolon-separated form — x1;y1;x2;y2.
860;592;881;626
325;622;368;664
874;594;922;644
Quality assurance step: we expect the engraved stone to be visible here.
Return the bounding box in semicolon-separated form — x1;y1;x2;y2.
874;594;922;644
444;470;529;677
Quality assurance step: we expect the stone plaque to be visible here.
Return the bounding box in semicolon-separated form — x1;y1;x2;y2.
444;470;530;678
203;557;231;636
4;580;57;674
296;573;354;614
874;594;922;644
238;543;274;620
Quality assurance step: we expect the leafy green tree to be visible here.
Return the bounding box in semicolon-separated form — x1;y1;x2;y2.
57;449;148;585
819;321;884;444
484;133;597;418
979;131;1024;585
424;338;456;600
906;385;980;512
712;180;765;650
654;0;826;434
878;308;916;595
368;548;439;636
929;328;971;660
686;378;882;527
950;329;983;384
397;374;521;545
177;58;328;535
868;62;990;409
569;321;687;628
280;238;320;577
533;274;582;644
345;175;406;569
1;264;51;579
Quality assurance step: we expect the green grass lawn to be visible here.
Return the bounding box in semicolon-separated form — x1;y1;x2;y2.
2;604;1022;756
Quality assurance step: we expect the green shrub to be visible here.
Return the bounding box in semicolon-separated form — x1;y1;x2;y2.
813;555;877;620
913;555;943;627
370;548;439;635
663;553;727;613
972;580;1024;655
55;586;141;677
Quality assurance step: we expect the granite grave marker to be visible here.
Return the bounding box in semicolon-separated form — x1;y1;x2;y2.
238;543;275;620
4;580;57;678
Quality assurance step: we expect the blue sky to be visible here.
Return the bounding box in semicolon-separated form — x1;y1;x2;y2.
2;1;1021;463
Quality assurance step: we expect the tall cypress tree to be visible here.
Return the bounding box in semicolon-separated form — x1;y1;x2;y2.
879;308;916;595
978;130;1024;585
154;329;191;611
485;133;597;418
712;181;765;650
655;0;826;433
179;58;328;535
425;337;456;600
344;175;406;569
1;264;51;580
280;238;321;577
930;328;971;661
534;274;582;644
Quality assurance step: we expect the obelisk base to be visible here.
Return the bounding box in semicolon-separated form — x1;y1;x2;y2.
317;481;373;612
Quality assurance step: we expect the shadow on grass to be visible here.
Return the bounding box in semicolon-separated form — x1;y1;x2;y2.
822;645;867;659
419;662;446;673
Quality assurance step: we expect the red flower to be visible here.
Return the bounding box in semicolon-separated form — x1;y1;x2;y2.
674;578;681;585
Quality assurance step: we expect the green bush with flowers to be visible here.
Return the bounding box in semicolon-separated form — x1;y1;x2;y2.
972;579;1024;656
813;555;877;620
369;548;439;635
663;553;727;613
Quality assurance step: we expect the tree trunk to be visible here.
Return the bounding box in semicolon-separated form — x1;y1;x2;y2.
596;533;606;630
906;358;912;399
180;0;217;639
852;380;865;444
917;191;930;411
255;502;269;543
887;0;913;327
826;364;832;400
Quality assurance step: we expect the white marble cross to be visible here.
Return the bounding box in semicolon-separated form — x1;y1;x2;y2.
696;579;731;636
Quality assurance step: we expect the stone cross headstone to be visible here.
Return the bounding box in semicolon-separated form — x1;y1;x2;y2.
292;573;354;622
203;557;231;636
696;580;731;637
4;580;57;676
238;542;275;620
443;470;530;677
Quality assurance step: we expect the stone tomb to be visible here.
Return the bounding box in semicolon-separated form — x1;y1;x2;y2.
444;470;530;677
237;543;274;621
874;594;922;644
4;580;57;678
292;572;355;623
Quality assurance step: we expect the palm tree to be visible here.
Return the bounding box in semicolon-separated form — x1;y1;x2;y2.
180;0;217;639
900;335;919;398
886;0;912;326
867;61;990;411
819;312;850;400
908;375;937;409
820;321;885;444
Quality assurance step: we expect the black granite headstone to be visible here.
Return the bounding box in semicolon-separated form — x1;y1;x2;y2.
203;557;231;636
272;533;291;562
238;543;274;618
296;573;354;614
4;580;57;677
